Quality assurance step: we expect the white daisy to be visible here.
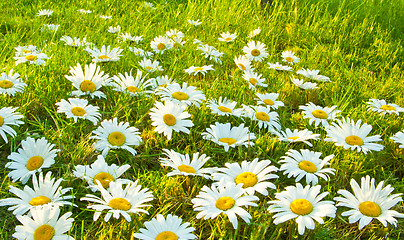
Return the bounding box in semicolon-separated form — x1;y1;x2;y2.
334;175;404;229
143;2;155;9
197;44;224;64
14;52;49;66
150;75;174;90
290;76;318;90
78;9;92;14
14;45;37;57
134;214;197;240
281;50;300;65
299;102;341;127
156;82;206;107
202;122;256;152
367;99;404;116
184;65;214;76
139;57;163;72
268;183;336;235
55;98;101;125
192;182;259;229
36;9;53;17
234;55;253;71
0;69;27;96
242;70;267;89
0;172;75;216
212;158;278;196
297;68;331;82
207;96;241;117
60;36;92;47
325;117;384;154
218;31;237;42
108;25;121;33
100;15;112;20
91;118;142;156
85;45;123;62
42;24;60;32
243;40;269;62
149;101;194;140
0;106;24;143
248;27;261;38
81;180;153;222
118;33;143;43
255;92;284;110
279;149;335;185
110;70;154;97
391;131;404;148
245;105;281;132
188;19;202;26
268;62;293;71
129;47;154;58
150;35;173;54
166;29;185;40
276;128;320;147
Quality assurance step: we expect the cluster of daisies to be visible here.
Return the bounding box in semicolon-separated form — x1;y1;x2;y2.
1;3;404;239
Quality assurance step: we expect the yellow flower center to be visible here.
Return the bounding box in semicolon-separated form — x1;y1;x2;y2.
359;201;382;217
146;66;153;70
225;37;232;41
108;198;131;211
80;80;96;93
298;160;317;173
98;55;110;60
0;80;13;89
34;224;55;240
288;136;299;141
215;196;235;211
0;116;3;126
71;107;86;116
155;231;178;240
251;49;260;56
173;43;180;49
290;199;313;215
235;172;258;188
26;156;44;171
107;131;126;146
194;67;204;71
177;164;196;173
172;92;189;100
25;55;37;61
255;111;270;121
345;135;364;146
127;86;139;93
157;43;166;50
218;106;232;113
263;99;274;106
286;57;293;62
29;196;51;206
312;110;328;119
249;78;258;85
163;114;177;126
380;105;396;111
219;138;236;145
93;172;115;189
238;63;246;71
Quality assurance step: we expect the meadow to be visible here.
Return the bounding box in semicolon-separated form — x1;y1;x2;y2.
0;0;403;239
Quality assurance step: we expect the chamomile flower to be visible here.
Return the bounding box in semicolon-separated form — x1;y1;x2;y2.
13;206;74;240
234;55;253;71
73;155;131;191
156;82;206;107
268;62;293;71
78;9;92;14
207;96;241;117
86;45;123;62
110;70;154;97
290;76;318;90
212;158;278;196
243;70;267;89
202;122;256;152
129;47;154;58
276;128;320;147
119;32;143;43
143;2;155;9
0;172;75;216
334;175;404;229
134;214;197;240
255;92;284;110
248;27;261;38
297;68;331;82
166;29;185;40
268;183;336;235
36;9;53;17
281;50;300;65
108;25;121;33
325;117;384;154
246;106;281;132
299;102;341;127
192;182;259;229
14;52;49;66
279;149;335;185
65;62;110;99
391;131;404;148
100;15;112;20
60;36;91;47
197;44;224;64
55;98;101;125
149;101;194;140
91;118;142;156
150;36;173;54
0;106;24;143
184;65;214;76
150;75;174;90
0;69;26;96
218;31;237;42
81;180;153;222
188;19;202;26
159;149;211;178
139;57;163;72
42;24;60;32
6;137;59;184
366;99;404;116
14;45;37;57
243;40;269;62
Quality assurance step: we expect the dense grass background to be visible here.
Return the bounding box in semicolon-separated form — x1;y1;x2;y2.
0;0;403;239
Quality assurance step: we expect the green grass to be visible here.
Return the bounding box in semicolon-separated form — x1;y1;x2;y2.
0;0;403;239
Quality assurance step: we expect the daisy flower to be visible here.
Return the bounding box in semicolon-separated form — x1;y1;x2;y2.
299;102;341;127
188;19;202;26
391;131;404;148
268;183;336;235
36;9;53;17
85;45;123;62
0;69;27;96
243;40;269;62
65;62;110;99
100;15;112;20
245;105;281;132
129;47;154;58
290;76;318;90
13;206;74;240
281;50;300;65
279;149;335;185
119;33;143;43
14;52;49;66
81;180;153;222
325;117;384;154
207;96;241;117
149;101;194;140
234;55;253;71
248;27;261;38
60;36;92;47
268;62;293;71
42;24;60;32
156;82;206;107
110;70;154;97
243;70;267;89
91;118;142;157
184;65;214;76
166;29;185;40
0;106;24;143
134;214;197;240
276;128;320;147
366;99;404;116
197;44;224;64
73;155;131;191
297;68;331;82
139;57;163;72
143;2;155;9
218;31;237;42
150;35;173;54
0;172;75;216
150;75;174;90
108;25;121;33
212;158;278;196
14;45;37;57
255;92;284;110
334;175;404;229
202;122;256;152
6;137;59;184
192;182;259;229
78;9;92;14
159;149;211;178
55;98;101;125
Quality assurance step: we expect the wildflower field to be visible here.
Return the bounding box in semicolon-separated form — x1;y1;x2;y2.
1;0;404;239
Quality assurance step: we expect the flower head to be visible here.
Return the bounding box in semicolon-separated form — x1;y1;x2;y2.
255;92;284;110
156;82;206;107
367;99;404;116
56;98;101;125
299;102;341;127
276;128;320;147
0;106;24;143
86;45;123;62
184;65;214;76
281;50;300;65
243;40;268;62
0;69;26;96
